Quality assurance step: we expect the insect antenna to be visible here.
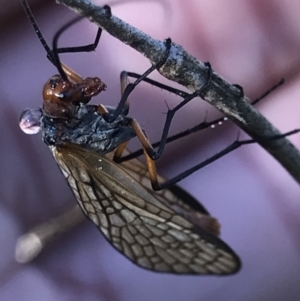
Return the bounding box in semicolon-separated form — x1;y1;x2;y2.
21;0;102;81
20;0;52;59
20;0;67;80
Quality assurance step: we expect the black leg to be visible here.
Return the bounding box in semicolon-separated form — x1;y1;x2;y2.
232;84;244;97
124;72;191;99
120;73;284;107
111;61;212;161
153;128;300;190
143;62;212;160
116;78;285;163
20;0;103;77
251;79;284;105
116;114;228;163
103;38;173;122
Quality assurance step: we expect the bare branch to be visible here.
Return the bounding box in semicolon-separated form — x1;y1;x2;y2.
56;0;300;183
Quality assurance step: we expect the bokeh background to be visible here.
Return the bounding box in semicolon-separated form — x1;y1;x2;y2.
1;0;300;300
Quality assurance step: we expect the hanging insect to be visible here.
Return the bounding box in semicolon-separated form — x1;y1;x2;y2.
18;0;245;275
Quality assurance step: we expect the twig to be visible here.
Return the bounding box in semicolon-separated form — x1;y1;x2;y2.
56;0;300;183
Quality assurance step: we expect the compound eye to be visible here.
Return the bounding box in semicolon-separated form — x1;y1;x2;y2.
54;90;73;100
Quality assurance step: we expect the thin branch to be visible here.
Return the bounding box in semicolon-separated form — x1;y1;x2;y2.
56;0;300;183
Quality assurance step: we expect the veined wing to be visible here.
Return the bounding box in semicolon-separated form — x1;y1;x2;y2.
52;143;241;275
115;151;221;236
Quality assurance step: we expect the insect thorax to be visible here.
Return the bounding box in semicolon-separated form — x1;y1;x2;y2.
41;104;136;153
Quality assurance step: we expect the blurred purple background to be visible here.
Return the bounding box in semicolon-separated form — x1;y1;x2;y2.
1;0;300;300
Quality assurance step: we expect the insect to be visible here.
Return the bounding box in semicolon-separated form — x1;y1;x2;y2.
20;0;298;275
18;0;244;275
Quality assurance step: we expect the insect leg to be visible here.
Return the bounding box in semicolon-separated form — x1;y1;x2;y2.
113;65;211;163
116;115;229;163
117;78;285;163
140;128;300;190
118;63;213;164
21;0;106;83
123;72;190;99
102;38;173;122
119;70;131;115
21;1;102;64
141;63;212;161
122;73;283;112
96;65;136;122
51;16;103;81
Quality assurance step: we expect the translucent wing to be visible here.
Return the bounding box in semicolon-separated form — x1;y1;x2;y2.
52;143;241;275
118;151;221;236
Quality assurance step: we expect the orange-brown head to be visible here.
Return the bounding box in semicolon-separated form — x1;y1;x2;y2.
42;74;107;119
